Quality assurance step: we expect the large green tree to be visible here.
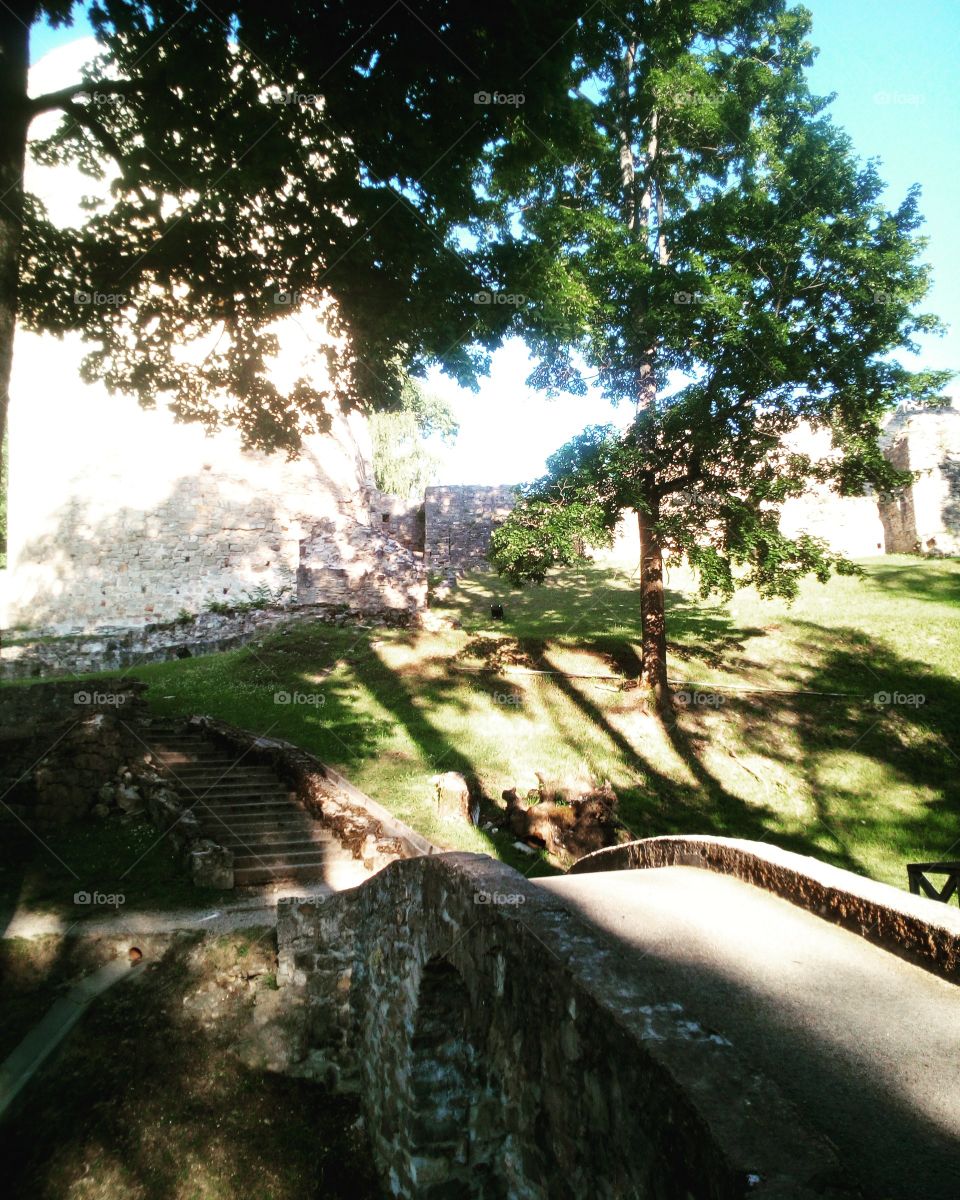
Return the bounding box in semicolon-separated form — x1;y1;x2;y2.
2;1;582;455
486;0;952;705
370;378;458;500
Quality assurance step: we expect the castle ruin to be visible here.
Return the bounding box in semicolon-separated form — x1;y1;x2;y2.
1;318;957;638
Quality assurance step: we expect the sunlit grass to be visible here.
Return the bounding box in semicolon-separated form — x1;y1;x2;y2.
7;555;957;892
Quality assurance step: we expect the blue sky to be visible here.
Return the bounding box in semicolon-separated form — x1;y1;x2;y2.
29;3;959;484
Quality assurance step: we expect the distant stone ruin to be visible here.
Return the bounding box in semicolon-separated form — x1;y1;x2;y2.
423;484;517;577
1;323;957;642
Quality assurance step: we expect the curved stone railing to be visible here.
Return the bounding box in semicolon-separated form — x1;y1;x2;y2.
277;852;857;1199
570;835;960;983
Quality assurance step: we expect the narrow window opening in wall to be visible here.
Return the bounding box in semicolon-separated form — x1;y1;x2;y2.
185;556;190;562
382;513;390;522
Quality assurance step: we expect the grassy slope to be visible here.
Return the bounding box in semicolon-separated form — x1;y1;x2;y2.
120;555;959;891
3;556;956;896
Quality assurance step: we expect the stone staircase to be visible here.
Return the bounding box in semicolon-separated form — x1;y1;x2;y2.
143;721;365;886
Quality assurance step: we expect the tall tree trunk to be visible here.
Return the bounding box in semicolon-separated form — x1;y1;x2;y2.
637;499;668;704
0;4;32;459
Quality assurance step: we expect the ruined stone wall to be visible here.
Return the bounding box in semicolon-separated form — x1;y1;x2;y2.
423;484;517;575
298;487;426;613
879;405;960;554
0;679;150;832
366;488;425;553
2;329;425;633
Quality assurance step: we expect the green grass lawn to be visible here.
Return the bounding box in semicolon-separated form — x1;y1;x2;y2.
0;815;233;927
4;555;958;896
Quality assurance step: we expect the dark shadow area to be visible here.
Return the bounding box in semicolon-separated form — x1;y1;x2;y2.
858;560;960;604
541;868;960;1199
0;930;384;1199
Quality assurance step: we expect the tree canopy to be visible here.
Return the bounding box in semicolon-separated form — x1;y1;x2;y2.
484;0;952;701
3;0;584;453
370;377;458;499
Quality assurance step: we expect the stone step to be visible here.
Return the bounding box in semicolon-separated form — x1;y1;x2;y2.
165;771;278;783
234;862;335;886
214;833;337;855
193;796;297;806
140;724;361;887
160;772;279;782
153;754;250;767
212;830;333;849
194;809;312;825
195;806;304;823
170;782;291;796
148;737;216;747
159;761;278;772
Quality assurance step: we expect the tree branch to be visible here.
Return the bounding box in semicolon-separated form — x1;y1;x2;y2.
28;78;146;117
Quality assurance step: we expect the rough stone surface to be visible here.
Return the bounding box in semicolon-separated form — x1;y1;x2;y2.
432;771;477;825
504;784;625;864
878;403;960;554
189;839;235;889
0;679;150;832
423;484;517;576
0;601;414;681
188;715;438;870
2;333;426;632
275;853;856;1199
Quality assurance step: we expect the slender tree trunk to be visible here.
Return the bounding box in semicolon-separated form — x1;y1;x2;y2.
0;4;32;459
617;44;669;706
637;499;668;704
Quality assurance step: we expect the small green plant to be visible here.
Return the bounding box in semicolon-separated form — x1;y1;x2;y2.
175;608;195;625
203;584;291;617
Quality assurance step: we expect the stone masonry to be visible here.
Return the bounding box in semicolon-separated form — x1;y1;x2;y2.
423;484;517;576
878;404;960;554
275;852;855;1199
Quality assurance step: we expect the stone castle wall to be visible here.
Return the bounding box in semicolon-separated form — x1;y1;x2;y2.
2;329;426;633
879;405;960;554
3;320;957;640
424;410;960;574
424;484;518;575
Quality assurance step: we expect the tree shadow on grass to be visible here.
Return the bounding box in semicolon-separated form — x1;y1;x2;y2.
515;604;960;889
723;622;960;885
858;560;960;605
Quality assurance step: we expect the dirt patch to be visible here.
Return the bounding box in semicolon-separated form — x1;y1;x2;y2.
455;635;540;672
0;929;383;1199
